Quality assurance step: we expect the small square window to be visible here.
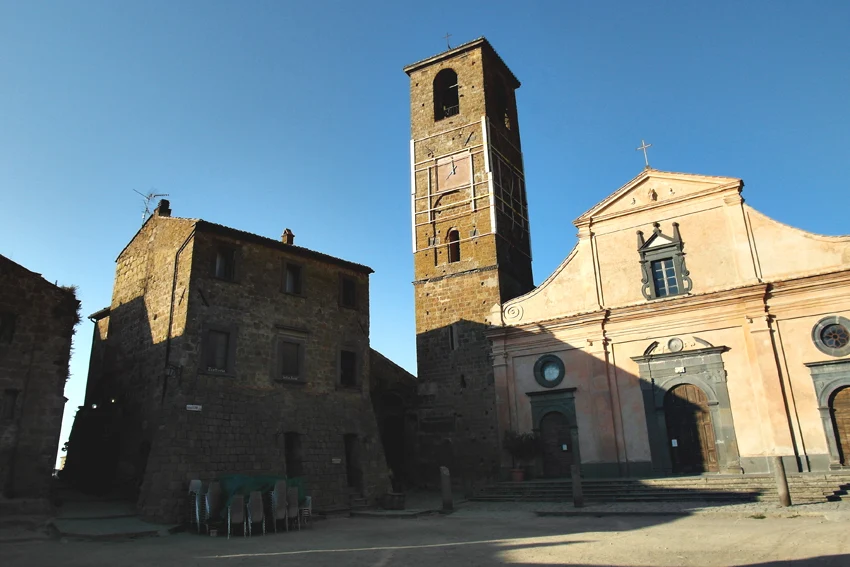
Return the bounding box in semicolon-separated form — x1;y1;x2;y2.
340;350;357;387
205;330;231;373
284;263;303;295
340;276;357;309
279;340;302;382
0;313;15;344
214;247;236;281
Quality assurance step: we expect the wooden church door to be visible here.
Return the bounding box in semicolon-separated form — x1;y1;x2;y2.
664;384;719;473
540;411;573;478
832;387;850;465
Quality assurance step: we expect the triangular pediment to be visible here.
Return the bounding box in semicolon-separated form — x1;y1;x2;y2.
575;169;742;226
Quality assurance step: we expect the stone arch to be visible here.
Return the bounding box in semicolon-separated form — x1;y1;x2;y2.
805;360;850;469
633;346;742;475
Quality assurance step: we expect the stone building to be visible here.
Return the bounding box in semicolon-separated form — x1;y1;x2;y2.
67;201;391;522
0;254;79;501
404;38;535;485
489;168;850;477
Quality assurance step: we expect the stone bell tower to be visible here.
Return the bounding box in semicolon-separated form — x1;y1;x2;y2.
404;38;533;483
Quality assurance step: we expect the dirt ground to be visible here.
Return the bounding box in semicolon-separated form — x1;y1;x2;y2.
4;510;850;567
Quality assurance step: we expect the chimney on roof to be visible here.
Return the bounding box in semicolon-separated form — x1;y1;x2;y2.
281;228;295;245
155;199;171;217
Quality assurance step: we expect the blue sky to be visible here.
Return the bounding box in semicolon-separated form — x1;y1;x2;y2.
1;1;847;466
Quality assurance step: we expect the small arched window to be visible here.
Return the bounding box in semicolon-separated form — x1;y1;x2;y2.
447;229;460;263
434;69;459;121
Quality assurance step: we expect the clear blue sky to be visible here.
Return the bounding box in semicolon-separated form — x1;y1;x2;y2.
1;1;847;466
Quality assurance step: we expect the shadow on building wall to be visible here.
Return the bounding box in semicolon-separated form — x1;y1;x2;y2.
414;319;740;489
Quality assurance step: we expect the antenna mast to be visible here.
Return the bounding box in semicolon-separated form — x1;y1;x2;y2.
134;189;170;222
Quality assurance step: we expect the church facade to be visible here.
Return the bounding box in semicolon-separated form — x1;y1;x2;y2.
407;38;850;483
487;169;850;477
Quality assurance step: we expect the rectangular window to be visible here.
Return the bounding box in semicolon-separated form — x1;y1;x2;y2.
214;247;236;281
651;258;679;297
284;263;303;295
2;389;18;420
279;340;301;381
284;432;303;477
340;276;357;308
340;350;357;387
206;330;230;373
0;313;15;343
449;323;459;351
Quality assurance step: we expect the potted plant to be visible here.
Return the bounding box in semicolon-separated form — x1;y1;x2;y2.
503;430;541;482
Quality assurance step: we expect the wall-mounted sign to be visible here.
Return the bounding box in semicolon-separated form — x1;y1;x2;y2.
331;457;342;464
674;366;686;374
671;439;678;447
186;404;202;412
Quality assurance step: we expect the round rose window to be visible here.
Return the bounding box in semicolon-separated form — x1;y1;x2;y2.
812;316;850;357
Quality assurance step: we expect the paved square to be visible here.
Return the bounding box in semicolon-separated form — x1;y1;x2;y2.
4;508;850;566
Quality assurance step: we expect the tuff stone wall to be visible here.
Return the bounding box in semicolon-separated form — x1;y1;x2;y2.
0;254;78;499
70;207;389;522
406;40;533;485
137;228;388;521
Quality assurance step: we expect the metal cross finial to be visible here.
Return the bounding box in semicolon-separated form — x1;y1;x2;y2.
443;32;452;50
636;140;652;168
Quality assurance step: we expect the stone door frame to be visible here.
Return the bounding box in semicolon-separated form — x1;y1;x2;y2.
632;346;742;475
526;388;580;473
805;359;850;469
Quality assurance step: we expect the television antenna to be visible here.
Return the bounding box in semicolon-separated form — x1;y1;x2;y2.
133;189;169;222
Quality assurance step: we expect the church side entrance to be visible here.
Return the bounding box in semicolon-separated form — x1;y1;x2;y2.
540;411;573;477
832;387;850;465
664;384;719;473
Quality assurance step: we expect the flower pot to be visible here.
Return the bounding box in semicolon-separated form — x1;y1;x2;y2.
510;468;525;482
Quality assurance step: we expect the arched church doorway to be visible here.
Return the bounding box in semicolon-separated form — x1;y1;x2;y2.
831;387;850;465
540;411;572;478
664;384;719;473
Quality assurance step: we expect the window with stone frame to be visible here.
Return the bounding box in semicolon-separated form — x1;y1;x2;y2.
283;261;303;295
213;246;237;281
277;338;303;382
636;222;692;300
202;325;237;375
0;312;15;343
339;349;358;387
340;275;357;309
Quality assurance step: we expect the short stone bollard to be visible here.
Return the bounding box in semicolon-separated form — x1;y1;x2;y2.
440;466;453;511
773;456;791;507
571;464;584;508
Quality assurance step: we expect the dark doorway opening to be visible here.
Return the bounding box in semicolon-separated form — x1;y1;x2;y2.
540;411;572;478
284;432;303;477
664;384;719;473
831;387;850;465
344;434;362;491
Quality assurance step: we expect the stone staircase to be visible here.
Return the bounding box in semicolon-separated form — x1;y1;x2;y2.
472;473;850;505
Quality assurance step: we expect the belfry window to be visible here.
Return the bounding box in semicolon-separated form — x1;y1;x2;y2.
447;229;460;263
637;222;692;300
434;69;459;121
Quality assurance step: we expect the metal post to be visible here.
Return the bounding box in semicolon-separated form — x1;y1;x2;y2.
571;464;584;508
440;466;453;511
773;456;791;507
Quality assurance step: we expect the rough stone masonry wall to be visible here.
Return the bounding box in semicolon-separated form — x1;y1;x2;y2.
0;255;78;499
64;213;197;495
137;229;388;522
408;42;534;488
414;268;502;486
